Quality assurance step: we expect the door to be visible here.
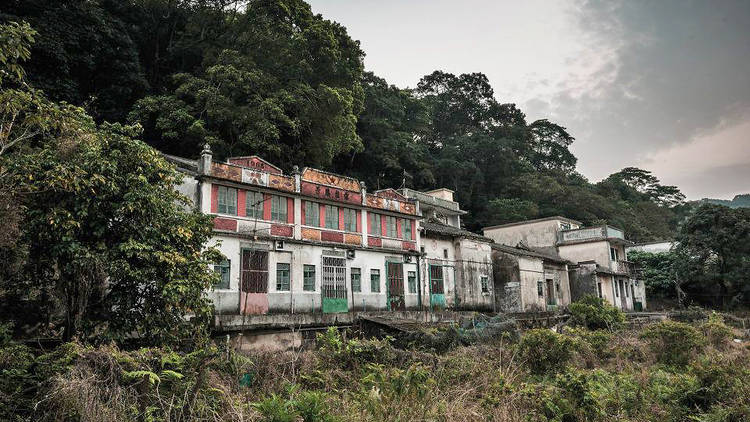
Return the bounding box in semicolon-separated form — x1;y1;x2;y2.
619;280;627;309
322;256;348;313
546;279;556;306
429;264;445;309
240;250;269;315
386;261;405;311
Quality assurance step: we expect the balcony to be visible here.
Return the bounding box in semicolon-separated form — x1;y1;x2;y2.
611;260;637;276
557;225;625;244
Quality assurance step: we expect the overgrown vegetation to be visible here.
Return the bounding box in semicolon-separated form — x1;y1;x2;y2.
1;318;748;421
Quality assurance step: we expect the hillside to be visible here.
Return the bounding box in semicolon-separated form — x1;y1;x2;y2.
701;194;750;208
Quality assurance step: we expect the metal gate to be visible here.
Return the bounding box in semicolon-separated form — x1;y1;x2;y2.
240;250;269;315
429;264;446;309
387;261;405;311
322;256;348;313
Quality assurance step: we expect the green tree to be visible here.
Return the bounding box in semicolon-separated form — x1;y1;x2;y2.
483;198;539;226
627;250;677;298
674;204;750;308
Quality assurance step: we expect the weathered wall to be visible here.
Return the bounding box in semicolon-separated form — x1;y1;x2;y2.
558;240;611;266
544;262;571;308
569;263;597;302
454;238;493;311
483;219;565;248
492;251;522;312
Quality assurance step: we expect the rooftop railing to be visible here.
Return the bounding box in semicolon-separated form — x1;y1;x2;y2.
557;225;625;243
400;188;461;212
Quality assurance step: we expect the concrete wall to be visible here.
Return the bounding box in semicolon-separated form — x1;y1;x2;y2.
569;263;598;302
558;240;611;266
208;235;423;315
627;242;675;254
454;238;494;311
484;219;568;248
492;250;570;313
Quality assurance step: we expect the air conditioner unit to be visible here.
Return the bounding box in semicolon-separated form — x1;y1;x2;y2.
403;255;412;263
275;240;285;251
346;249;356;259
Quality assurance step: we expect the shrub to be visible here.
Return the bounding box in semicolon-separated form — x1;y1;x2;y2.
564;326;613;359
640;320;704;366
518;329;574;375
569;295;626;331
700;312;734;347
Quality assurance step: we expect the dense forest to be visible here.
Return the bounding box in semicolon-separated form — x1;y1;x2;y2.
1;0;694;240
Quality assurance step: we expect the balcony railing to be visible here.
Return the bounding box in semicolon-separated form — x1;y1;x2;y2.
611;260;636;276
557;225;625;244
400;188;461;212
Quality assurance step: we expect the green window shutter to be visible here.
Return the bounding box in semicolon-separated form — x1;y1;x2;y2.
303;265;316;291
305;201;319;227
276;263;290;291
271;195;287;222
402;219;411;240
351;268;361;292
325;205;338;229
218;186;237;215
370;269;380;293
246;191;263;219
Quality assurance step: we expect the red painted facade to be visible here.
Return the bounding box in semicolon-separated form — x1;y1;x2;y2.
300;181;361;206
213;217;237;231
271;224;293;237
321;231;344;243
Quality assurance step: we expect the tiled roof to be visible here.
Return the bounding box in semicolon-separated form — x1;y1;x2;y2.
420;220;492;242
491;243;570;264
162;153;198;174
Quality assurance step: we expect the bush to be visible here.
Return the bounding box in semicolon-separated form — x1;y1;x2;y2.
569;295;626;331
564;326;613;358
518;329;574;375
640;320;704;366
700;312;734;347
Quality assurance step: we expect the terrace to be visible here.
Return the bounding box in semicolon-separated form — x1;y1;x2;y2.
557;225;629;245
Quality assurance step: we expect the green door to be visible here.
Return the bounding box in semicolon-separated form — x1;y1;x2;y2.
321;256;348;313
429;264;446;309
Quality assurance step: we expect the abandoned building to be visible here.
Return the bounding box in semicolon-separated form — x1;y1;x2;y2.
490;243;572;313
164;146;495;333
483;216;646;311
400;188;494;312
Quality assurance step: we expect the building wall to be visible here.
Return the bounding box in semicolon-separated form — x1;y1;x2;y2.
558;240;611;266
627;242;675;254
454;238;493;311
208;234;422;314
483;219;568;248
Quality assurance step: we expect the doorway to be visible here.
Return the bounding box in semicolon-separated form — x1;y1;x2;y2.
240;250;269;315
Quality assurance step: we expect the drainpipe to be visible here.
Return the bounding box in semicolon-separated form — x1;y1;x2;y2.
416;254;422;309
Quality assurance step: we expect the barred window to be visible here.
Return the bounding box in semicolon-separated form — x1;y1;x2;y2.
218;186;237;215
481;276;488;293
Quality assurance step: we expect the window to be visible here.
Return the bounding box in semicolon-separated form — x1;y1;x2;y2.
303;265;316;291
402;218;412;240
305;201;319;226
408;271;417;293
324;205;339;229
615;280;619;297
271;195;287;222
351;267;361;292
537;280;544;297
443;248;449;259
481;276;488;293
429;265;444;294
213;260;230;289
625;281;629;297
610;247;618;261
245;190;263;219
597;282;603;298
218;186;237;215
420;246;425;253
276;263;290;291
370;269;380;293
385;216;397;237
344;208;357;232
369;213;381;235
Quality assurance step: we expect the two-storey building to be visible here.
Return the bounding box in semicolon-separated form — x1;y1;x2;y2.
483;216;645;311
167;146;422;320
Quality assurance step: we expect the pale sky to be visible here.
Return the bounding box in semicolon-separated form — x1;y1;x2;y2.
308;0;750;200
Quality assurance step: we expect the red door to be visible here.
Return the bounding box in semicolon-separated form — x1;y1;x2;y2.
387;261;405;311
240;250;269;315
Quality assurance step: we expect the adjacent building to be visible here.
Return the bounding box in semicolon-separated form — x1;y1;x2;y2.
483;216;645;311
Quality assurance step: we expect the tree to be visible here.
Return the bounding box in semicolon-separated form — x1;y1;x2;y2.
483;198;539;226
674;204;750;308
627;250;677;298
526;119;576;173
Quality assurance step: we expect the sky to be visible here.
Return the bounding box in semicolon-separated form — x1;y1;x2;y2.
307;0;750;200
